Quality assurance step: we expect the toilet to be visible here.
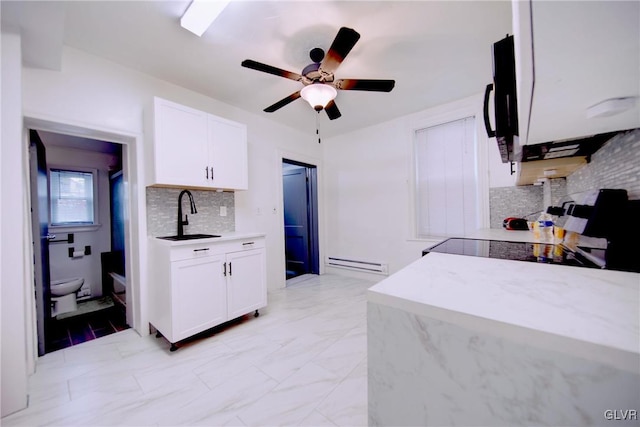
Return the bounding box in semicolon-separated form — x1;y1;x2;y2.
50;277;84;317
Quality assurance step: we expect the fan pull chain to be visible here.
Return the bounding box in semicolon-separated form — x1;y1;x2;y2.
316;110;321;144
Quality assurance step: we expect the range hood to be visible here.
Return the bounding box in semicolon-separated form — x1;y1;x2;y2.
515;130;623;185
519;131;618;162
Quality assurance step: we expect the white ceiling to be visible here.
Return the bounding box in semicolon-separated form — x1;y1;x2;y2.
2;0;513;138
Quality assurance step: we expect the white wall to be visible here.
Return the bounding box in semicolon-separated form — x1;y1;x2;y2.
323;94;514;278
45;146;117;298
1;31;29;417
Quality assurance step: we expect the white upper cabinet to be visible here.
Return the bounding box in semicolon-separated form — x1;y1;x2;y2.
207;115;248;190
513;0;640;145
152;98;208;187
150;97;248;190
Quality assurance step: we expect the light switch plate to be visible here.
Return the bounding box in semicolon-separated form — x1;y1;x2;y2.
220;206;227;217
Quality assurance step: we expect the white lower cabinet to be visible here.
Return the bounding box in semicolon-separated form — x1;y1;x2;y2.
173;254;227;341
149;236;266;351
226;248;266;319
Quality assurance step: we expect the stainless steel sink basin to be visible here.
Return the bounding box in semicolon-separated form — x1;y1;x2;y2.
157;234;221;241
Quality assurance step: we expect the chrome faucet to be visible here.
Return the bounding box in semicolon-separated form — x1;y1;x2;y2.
177;190;197;237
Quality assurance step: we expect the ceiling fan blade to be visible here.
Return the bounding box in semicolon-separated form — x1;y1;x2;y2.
319;27;361;74
324;100;341;120
334;79;396;92
241;59;303;82
264;91;301;113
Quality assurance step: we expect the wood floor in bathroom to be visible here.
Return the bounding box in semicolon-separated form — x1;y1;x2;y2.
47;306;129;353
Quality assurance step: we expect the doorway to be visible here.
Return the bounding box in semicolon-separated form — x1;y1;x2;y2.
282;159;319;280
28;128;131;355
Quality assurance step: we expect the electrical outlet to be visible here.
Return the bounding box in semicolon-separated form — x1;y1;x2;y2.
220;206;227;217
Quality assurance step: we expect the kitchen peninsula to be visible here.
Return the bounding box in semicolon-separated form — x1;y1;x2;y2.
367;234;640;426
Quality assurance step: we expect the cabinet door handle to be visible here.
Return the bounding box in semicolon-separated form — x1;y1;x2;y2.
210;166;214;181
242;242;255;246
223;262;227;276
205;166;209;179
229;262;232;276
193;248;210;252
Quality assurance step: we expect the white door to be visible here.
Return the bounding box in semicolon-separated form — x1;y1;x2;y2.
226;249;266;319
154;98;209;187
208;116;248;190
172;254;226;341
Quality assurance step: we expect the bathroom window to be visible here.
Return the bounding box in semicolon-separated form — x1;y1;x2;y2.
49;168;98;228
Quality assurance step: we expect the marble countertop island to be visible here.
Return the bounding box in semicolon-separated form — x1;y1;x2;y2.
367;231;640;426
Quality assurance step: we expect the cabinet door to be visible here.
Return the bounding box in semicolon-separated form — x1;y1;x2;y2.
513;1;640;145
207;115;248;190
226;248;266;319
172;254;227;341
154;98;209;187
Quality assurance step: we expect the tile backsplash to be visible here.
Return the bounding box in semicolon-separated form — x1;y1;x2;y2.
489;185;543;228
146;187;235;237
566;128;640;199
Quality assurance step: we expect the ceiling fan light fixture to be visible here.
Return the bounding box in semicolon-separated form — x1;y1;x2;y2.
181;0;230;37
300;84;337;111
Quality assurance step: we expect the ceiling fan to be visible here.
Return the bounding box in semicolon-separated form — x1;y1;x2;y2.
241;27;395;120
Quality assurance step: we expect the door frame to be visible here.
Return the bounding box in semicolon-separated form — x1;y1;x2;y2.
276;150;325;286
24;115;147;343
28;131;51;356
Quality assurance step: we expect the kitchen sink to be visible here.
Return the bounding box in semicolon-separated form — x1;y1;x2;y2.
157;234;221;241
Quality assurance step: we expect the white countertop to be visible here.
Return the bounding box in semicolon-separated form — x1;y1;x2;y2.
150;231;265;247
369;233;640;371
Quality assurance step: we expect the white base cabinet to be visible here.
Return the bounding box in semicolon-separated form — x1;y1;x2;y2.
149;235;266;350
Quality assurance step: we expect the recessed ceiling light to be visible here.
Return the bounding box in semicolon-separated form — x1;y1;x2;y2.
181;0;230;37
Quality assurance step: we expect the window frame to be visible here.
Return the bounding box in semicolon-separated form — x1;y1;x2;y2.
408;96;490;241
47;166;101;232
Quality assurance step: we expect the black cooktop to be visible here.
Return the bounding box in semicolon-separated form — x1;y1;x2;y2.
423;238;606;269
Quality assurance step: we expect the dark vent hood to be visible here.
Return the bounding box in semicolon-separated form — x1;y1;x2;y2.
519;131;619;162
514;130;631;185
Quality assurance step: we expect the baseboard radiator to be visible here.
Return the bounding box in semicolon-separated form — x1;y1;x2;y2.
325;256;389;275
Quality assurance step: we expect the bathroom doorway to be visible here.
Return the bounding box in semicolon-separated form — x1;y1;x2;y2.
282;159;319;279
28;127;131;355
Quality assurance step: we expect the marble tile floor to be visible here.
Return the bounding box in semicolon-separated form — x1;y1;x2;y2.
2;274;376;427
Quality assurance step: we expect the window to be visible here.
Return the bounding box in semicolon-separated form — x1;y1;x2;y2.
49;168;97;227
415;116;479;237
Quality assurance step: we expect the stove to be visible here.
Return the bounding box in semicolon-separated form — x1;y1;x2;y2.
422;238;606;269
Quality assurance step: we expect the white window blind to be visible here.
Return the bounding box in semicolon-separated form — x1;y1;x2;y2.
415;117;478;237
50;169;95;225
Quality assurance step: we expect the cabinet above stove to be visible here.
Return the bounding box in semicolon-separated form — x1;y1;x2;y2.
512;0;640;146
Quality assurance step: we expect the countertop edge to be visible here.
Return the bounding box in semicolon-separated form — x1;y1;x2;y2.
367;286;639;373
149;232;266;246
